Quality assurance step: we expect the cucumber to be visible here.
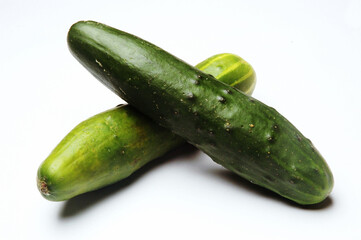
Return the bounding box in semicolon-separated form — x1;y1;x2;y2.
67;20;333;205
196;53;256;95
37;53;256;201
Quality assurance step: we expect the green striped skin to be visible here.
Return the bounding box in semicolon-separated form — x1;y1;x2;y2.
37;53;256;201
196;53;256;95
67;21;333;205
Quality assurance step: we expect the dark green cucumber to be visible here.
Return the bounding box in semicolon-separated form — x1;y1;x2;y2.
68;21;333;205
37;53;256;201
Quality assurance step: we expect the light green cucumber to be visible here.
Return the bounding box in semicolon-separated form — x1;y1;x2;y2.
37;53;256;201
196;53;256;95
67;21;333;205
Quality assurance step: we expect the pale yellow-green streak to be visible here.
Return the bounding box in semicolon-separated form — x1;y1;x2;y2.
230;67;253;87
197;53;234;70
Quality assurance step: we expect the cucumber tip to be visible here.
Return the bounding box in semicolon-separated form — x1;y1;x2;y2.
37;178;50;196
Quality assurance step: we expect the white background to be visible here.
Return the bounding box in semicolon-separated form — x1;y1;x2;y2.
1;0;361;239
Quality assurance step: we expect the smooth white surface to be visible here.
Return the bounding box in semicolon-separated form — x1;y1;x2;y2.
1;0;360;239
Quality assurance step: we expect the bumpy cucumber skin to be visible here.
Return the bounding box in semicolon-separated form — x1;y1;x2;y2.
37;52;255;201
68;21;333;205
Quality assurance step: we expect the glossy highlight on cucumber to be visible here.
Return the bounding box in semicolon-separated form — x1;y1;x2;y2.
67;20;333;205
37;52;256;201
